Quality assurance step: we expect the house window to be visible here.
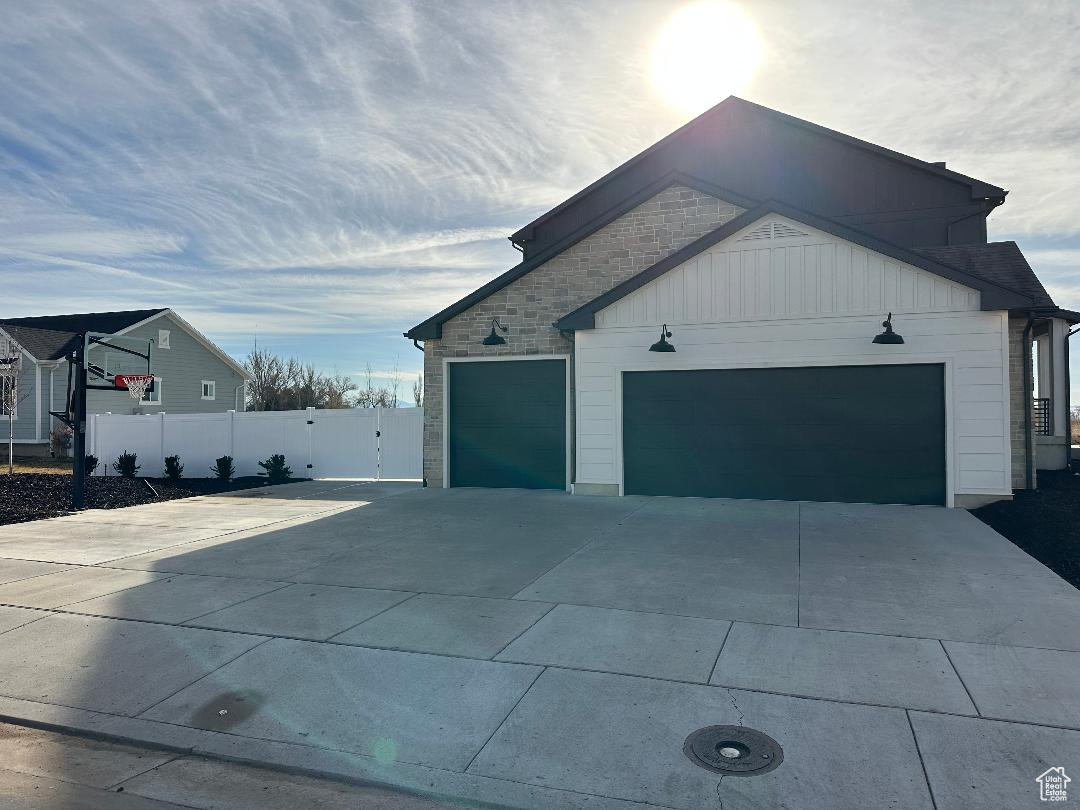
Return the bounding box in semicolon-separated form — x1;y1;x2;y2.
201;380;216;401
141;377;162;404
158;329;171;349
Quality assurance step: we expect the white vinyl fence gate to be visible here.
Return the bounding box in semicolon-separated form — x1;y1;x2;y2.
88;407;423;480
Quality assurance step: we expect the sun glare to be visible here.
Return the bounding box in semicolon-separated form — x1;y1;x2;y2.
651;1;763;115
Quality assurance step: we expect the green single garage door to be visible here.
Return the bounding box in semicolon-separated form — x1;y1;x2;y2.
623;364;945;505
448;360;566;489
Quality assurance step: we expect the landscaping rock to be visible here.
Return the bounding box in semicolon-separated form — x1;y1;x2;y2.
0;474;303;526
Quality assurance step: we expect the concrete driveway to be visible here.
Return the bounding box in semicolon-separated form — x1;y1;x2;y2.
0;482;1078;809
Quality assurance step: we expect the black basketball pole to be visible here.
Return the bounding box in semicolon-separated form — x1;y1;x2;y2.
72;342;87;510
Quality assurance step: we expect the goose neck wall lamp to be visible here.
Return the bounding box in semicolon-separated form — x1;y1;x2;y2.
649;324;676;352
872;313;904;345
482;317;509;346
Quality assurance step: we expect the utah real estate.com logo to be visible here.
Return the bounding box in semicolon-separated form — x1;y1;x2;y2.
1036;767;1070;802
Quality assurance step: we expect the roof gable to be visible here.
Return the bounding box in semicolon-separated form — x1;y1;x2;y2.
140;310;251;380
405;176;747;340
105;309;250;380
514;97;1005;257
555;203;1035;331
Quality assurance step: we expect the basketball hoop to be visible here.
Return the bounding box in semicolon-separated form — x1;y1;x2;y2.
115;374;154;400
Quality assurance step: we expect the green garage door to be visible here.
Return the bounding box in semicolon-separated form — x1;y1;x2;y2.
448;360;566;489
623;364;945;505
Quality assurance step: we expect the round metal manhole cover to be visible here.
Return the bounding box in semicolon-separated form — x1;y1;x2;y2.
683;725;783;776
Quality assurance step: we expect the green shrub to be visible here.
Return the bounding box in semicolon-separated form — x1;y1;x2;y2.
163;455;184;481
112;451;140;478
84;454;99;475
212;455;235;482
257;454;292;484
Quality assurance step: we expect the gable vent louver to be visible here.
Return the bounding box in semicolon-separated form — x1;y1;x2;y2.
738;221;811;241
772;222;809;238
738;222;774;241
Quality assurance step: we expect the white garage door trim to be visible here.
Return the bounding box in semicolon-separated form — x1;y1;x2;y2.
442;355;572;491
611;354;958;507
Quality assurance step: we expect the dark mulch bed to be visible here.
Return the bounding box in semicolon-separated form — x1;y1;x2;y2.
0;474;306;526
972;465;1080;589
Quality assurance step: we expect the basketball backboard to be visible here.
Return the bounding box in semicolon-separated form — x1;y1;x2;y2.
50;331;156;430
83;331;154;393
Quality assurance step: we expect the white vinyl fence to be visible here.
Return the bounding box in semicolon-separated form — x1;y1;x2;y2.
88;407;423;480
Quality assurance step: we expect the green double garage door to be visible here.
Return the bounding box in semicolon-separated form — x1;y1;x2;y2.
623;364;946;505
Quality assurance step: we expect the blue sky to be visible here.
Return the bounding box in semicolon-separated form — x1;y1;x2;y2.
0;0;1077;400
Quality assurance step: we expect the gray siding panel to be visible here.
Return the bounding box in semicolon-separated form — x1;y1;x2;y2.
84;313;247;416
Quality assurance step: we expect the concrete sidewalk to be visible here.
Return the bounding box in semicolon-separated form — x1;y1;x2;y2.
0;722;449;809
0;482;1079;808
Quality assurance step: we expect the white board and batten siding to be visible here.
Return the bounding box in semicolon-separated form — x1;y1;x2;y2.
576;215;1012;505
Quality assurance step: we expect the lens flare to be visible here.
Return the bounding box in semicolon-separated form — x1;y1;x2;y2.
651;1;763;114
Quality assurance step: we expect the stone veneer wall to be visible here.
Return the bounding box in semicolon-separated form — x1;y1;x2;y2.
422;185;745;487
1008;316;1034;489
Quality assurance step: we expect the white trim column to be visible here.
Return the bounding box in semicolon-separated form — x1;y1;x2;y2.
34;364;42;441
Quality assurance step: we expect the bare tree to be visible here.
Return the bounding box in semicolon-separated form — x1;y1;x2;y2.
388;358;401;408
412;374;423;407
244;348;412;411
244;348;288;411
323;373;356;409
355;362;399;409
292;362;320;409
1;336;32;475
243;348;357;411
291;362;357;409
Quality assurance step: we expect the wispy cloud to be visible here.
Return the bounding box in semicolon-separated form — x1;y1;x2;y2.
1027;250;1080;268
0;0;1077;388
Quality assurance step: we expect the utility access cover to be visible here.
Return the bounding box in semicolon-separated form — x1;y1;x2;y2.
683;725;784;776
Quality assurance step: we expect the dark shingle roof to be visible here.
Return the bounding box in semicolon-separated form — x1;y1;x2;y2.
511;96;1005;251
0;308;167;335
0;324;81;361
915;242;1055;309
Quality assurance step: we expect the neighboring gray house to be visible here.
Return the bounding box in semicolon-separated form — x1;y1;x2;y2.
0;309;250;455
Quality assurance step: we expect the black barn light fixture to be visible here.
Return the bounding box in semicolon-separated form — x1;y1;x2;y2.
649;324;676;352
482;317;509;346
872;313;904;345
